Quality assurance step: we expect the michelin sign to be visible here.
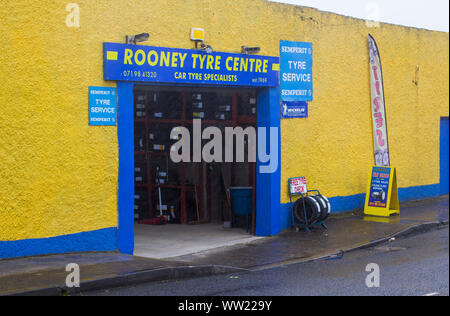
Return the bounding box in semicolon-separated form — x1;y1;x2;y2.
281;101;308;119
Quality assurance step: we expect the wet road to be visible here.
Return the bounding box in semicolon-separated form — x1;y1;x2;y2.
87;227;449;296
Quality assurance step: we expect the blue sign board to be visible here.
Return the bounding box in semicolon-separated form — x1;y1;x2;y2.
280;41;313;102
281;101;308;119
103;43;280;87
89;87;117;126
368;167;391;208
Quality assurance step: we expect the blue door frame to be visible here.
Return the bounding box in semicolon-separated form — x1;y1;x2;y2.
116;82;281;255
441;117;449;196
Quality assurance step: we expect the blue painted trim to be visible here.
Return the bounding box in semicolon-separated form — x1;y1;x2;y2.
256;87;281;236
440;117;449;195
117;82;135;255
328;193;367;213
116;83;282;239
399;184;440;201
0;228;117;260
280;183;441;231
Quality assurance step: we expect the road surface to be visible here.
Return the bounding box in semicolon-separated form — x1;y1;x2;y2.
87;227;449;296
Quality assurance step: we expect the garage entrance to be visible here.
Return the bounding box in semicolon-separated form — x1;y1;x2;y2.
111;44;282;256
132;85;261;258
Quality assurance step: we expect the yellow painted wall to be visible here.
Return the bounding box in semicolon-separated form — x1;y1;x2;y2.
0;0;448;241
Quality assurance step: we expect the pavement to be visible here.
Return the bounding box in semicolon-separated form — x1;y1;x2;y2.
87;228;449;296
0;195;448;296
134;223;262;259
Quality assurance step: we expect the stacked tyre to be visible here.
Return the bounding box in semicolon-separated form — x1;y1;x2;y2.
293;195;331;225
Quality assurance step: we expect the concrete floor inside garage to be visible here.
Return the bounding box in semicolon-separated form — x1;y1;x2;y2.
134;223;263;259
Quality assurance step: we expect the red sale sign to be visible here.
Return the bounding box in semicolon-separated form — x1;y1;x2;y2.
289;177;308;195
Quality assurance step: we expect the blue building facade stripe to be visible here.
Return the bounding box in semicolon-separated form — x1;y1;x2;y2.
117;82;135;255
256;87;281;236
399;184;440;202
0;228;117;260
440;117;449;195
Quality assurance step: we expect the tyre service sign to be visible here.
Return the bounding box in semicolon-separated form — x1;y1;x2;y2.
89;87;117;126
368;167;391;208
103;43;279;87
364;166;400;217
280;41;313;118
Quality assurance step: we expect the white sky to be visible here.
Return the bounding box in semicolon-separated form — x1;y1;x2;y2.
269;0;449;32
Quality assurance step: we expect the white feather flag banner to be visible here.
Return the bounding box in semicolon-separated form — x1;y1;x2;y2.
369;35;390;167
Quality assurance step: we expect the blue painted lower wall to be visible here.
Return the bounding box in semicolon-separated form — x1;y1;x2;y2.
0;228;118;260
280;183;441;231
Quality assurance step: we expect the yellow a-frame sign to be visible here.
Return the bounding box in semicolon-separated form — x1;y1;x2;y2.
364;166;400;217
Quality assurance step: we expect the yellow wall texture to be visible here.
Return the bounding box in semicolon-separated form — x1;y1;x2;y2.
0;0;448;240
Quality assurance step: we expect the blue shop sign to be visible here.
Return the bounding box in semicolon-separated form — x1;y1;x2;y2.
280;41;313;102
368;167;391;208
103;43;280;87
281;101;308;119
89;87;117;126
